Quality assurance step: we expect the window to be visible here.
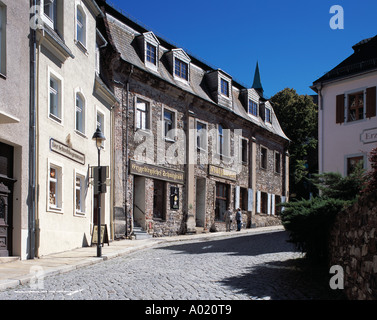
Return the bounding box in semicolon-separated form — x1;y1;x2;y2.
76;5;86;47
248;100;258;116
75;93;85;134
218;124;230;157
136;98;149;130
221;78;229;97
241;139;248;163
275;152;281;173
261;192;268;214
49;75;61;122
218;124;224;156
153;179;165;220
265;108;272;123
164;109;175;140
75;174;85;215
346;156;364;176
43;0;57;29
146;42;157;65
348;92;364;122
49;164;62;210
196;121;207;151
261;147;267;169
239;187;248;211
0;3;5;76
175;58;188;80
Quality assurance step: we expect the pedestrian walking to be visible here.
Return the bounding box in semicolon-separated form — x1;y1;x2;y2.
224;207;233;232
236;208;242;231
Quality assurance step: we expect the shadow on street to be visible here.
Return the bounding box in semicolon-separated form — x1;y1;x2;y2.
159;230;296;257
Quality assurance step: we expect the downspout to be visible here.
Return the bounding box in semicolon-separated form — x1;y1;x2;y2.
318;84;324;175
125;65;133;237
114;64;133;238
28;0;37;259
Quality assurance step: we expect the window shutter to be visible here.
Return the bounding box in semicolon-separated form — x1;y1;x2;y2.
366;86;376;118
336;94;345;124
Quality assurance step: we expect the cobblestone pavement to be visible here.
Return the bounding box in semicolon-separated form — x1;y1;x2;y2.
0;230;344;300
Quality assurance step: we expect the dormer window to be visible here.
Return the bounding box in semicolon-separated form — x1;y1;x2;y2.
265;107;272;123
221;78;229;97
248;99;258;116
146;42;157;65
138;32;160;71
167;48;191;83
175;58;188;80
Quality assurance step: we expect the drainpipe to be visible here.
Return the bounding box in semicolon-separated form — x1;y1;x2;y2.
114;64;133;238
28;0;37;259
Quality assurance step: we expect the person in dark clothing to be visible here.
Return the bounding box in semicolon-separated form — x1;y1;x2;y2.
236;208;242;231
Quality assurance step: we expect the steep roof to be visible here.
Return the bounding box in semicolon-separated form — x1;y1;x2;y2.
312;35;377;88
97;1;289;142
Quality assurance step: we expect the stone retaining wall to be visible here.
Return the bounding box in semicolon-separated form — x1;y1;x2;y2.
329;191;377;300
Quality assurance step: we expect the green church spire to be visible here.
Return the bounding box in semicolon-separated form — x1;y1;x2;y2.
252;61;264;94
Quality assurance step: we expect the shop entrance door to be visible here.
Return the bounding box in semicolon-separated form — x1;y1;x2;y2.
215;182;229;222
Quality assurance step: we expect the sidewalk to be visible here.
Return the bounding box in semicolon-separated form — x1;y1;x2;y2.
0;225;284;291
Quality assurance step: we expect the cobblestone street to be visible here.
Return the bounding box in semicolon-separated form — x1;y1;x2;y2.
0;230;344;300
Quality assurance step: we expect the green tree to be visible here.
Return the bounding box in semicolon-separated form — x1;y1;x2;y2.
281;168;365;263
270;88;318;200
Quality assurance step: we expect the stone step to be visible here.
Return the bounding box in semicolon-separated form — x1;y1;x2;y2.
133;227;152;240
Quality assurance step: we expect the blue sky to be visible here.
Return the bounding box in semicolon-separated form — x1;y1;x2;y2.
107;0;377;98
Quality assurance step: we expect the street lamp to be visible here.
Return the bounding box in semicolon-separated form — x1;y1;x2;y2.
92;127;106;257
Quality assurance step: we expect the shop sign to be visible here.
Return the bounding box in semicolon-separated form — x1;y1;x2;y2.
50;138;85;165
130;160;184;184
360;128;377;144
208;165;237;181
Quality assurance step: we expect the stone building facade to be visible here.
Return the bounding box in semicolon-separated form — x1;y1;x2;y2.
97;1;289;238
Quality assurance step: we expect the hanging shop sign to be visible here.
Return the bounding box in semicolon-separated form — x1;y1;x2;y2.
50;138;85;165
208;165;237;181
129;160;184;184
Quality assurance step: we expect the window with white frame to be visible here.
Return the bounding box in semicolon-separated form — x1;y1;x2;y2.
49;74;62;122
174;58;188;80
76;5;86;47
196;121;207;151
42;0;57;29
265;107;272;123
146;42;157;66
0;3;5;76
49;164;62;210
136;98;150;130
248;99;258;116
75;173;85;215
75;93;85;134
220;78;229;97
